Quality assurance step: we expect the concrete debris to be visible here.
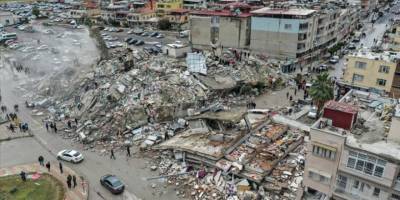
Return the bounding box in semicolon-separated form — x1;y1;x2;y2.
27;44;305;200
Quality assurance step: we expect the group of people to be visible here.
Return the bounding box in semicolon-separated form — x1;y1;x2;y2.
45;121;58;133
109;145;131;160
5;112;29;133
38;155;78;189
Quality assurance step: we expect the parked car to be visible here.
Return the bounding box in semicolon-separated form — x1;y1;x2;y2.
127;38;138;45
156;34;164;38
307;106;318;119
329;55;339;64
124;37;132;42
149;32;159;37
141;32;149;37
347;43;356;50
100;175;125;194
134;40;144;46
57;149;84;163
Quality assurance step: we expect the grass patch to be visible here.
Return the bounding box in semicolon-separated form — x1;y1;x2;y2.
0;173;65;200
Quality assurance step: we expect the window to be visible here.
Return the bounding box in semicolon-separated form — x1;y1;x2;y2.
376;79;387;86
353;180;359;189
355;61;367;69
352;74;364;82
337;175;347;189
364;162;374;175
299;22;309;30
379;65;390;73
284;24;292;30
392;194;400;200
347;157;356;168
297;43;306;50
346;150;386;178
312;145;336;160
373;187;380;197
308;171;330;184
298;33;307;40
374;166;384;177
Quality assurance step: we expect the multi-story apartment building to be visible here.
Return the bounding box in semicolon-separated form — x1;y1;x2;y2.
189;4;252;50
156;0;183;14
341;50;400;98
249;7;317;61
301;89;400;200
127;8;157;26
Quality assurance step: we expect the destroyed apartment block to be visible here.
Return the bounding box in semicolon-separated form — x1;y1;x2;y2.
155;108;305;191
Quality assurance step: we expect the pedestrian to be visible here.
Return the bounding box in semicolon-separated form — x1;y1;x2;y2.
59;162;63;174
127;146;131;157
289;95;293;101
45;162;51;172
45;122;49;131
49;122;54;131
72;175;77;188
67;120;72;129
67;175;72;189
20;171;26;182
38;155;44;166
9;123;14;132
300;66;303;72
54;125;57;133
75;118;78;125
110;148;116;160
294;88;297;95
286;92;289;99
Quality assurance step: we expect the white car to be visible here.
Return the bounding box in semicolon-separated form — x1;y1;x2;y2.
57;149;84;163
307;106;318;119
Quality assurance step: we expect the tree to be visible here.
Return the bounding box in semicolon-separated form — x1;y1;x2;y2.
157;18;171;30
32;6;40;17
309;73;334;112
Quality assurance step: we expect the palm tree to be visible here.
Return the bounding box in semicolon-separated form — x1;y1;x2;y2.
309;73;334;112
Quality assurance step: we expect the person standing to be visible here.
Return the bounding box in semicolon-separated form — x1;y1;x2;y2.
67;120;72;129
38;155;44;166
54;125;57;133
110;148;116;160
59;162;63;174
45;122;49;131
126;146;131;157
45;162;51;172
72;175;77;188
67;175;72;189
294;88;297;96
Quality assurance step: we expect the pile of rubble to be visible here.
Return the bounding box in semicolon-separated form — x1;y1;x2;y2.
23;46;307;199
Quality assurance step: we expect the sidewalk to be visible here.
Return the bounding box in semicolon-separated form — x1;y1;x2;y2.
0;162;88;200
0;123;33;141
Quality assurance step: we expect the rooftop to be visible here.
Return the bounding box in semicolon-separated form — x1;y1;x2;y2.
251;7;316;16
313;90;400;161
189;9;252;18
324;100;358;114
347;50;400;63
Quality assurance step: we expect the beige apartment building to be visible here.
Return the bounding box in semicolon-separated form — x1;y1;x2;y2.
189;5;251;50
342;50;400;98
301;89;400;200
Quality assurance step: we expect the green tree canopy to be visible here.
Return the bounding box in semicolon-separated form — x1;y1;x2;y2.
309;73;334;111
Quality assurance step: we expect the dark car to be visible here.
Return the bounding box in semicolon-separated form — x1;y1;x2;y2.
134;40;144;46
347;44;356;50
127;38;138;45
124;37;132;42
100;175;125;194
151;46;161;54
149;32;159;37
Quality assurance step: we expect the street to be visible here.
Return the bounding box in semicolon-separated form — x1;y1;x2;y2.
329;6;396;79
